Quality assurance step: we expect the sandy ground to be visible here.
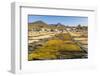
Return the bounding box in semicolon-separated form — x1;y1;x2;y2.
28;32;59;43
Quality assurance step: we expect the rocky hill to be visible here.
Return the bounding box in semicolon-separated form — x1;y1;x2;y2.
28;21;66;31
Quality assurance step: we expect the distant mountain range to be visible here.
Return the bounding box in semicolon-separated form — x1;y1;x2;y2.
28;21;66;31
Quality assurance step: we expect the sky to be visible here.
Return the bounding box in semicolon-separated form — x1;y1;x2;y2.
28;15;88;26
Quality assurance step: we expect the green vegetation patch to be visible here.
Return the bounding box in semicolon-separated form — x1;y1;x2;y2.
54;33;71;41
28;38;82;60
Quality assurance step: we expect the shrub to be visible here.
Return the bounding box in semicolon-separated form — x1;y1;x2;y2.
55;33;71;41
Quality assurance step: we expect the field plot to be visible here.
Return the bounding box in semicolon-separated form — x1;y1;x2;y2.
28;15;88;61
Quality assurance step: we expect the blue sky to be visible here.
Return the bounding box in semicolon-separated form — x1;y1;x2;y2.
28;15;88;26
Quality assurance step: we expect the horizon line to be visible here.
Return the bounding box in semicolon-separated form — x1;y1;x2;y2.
28;20;88;26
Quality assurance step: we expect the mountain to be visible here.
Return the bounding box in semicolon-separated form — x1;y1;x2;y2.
28;21;49;31
30;20;48;25
28;20;66;31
